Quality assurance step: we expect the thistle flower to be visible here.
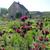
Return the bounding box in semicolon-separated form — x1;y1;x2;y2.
45;30;49;35
38;36;43;41
15;29;21;33
42;30;49;35
33;43;39;48
44;37;49;41
0;32;3;36
21;25;28;29
37;21;43;30
1;48;5;50
20;16;28;21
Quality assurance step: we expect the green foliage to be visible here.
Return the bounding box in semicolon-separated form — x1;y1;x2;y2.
0;17;50;50
16;12;22;18
0;8;8;16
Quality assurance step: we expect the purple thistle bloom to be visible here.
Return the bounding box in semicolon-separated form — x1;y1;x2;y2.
0;32;3;36
15;29;21;33
20;16;28;21
42;30;49;35
1;48;5;50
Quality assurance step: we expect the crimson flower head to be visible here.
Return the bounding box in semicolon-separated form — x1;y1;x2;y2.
20;16;28;21
45;30;49;35
21;25;28;29
39;36;43;41
33;43;39;48
44;37;49;41
2;48;5;50
42;30;49;35
0;32;3;36
36;21;43;27
15;29;21;33
21;25;31;30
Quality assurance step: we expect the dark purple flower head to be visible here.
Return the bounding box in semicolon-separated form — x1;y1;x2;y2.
42;30;49;35
21;25;28;29
22;25;31;30
44;37;49;41
38;36;43;41
36;21;43;28
15;29;21;33
1;48;5;50
0;32;3;36
20;16;28;21
33;43;39;48
45;30;49;35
